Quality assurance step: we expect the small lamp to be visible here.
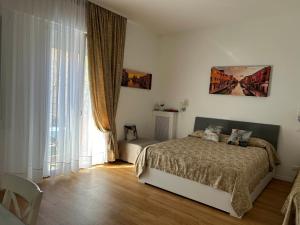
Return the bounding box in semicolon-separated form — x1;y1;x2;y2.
180;99;189;112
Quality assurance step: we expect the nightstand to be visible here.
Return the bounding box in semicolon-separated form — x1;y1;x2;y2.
118;139;159;164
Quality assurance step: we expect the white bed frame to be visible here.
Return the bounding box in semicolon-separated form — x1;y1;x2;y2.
139;167;275;218
138;117;279;218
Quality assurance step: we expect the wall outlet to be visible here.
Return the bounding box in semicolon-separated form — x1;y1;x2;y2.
292;165;300;171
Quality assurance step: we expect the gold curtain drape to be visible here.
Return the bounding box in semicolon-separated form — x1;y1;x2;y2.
86;2;127;161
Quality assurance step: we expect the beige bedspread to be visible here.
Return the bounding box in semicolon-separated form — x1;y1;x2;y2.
135;135;279;217
282;171;300;225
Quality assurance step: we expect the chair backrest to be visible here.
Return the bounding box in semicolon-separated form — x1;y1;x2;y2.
1;174;43;225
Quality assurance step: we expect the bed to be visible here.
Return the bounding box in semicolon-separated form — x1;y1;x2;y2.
282;170;300;225
136;117;280;218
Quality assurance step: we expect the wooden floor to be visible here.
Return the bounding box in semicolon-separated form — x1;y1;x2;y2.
37;163;292;225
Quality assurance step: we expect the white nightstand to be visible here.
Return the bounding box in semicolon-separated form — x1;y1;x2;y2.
118;139;159;164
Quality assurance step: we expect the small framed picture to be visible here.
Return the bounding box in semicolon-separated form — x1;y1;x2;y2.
124;124;138;141
121;69;152;90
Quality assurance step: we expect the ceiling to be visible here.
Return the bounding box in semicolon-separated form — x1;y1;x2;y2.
92;0;299;35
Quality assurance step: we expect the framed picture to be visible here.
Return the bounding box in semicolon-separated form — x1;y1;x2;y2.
121;69;152;90
209;66;272;97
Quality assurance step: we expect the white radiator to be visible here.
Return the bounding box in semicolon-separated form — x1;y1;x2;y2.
153;111;177;141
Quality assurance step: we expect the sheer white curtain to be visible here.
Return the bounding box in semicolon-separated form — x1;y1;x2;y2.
80;69;108;169
0;0;53;182
0;0;106;182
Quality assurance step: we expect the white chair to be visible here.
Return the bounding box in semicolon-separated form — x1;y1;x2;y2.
1;174;43;225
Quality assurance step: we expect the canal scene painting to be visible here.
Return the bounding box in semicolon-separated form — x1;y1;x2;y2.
121;69;152;90
209;66;272;97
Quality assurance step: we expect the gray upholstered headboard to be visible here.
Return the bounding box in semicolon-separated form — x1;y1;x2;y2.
194;117;280;149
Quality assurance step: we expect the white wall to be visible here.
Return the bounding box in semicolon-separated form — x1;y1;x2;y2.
116;22;161;140
158;11;300;181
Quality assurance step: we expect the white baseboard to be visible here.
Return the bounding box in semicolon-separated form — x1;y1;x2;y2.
274;174;294;182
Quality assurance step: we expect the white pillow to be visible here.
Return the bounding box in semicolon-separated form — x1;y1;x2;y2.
203;125;223;142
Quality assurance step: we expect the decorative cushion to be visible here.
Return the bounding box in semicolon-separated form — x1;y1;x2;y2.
227;129;252;147
203;125;223;142
189;130;205;138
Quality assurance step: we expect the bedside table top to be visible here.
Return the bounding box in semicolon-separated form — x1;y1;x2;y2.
119;138;159;148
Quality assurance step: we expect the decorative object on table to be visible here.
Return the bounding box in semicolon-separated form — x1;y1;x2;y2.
121;69;152;90
124;124;138;141
153;103;160;111
159;103;165;111
179;99;189;112
209;65;272;97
